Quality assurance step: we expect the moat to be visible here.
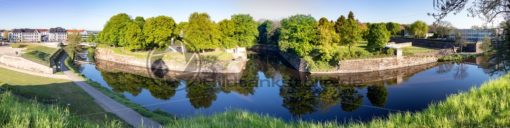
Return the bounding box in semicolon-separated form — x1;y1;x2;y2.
77;51;507;122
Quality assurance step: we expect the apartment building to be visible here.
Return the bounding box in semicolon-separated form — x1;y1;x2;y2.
10;29;41;42
49;27;67;42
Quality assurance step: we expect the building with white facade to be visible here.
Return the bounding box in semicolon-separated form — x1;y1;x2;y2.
9;29;41;42
49;27;67;42
449;29;495;42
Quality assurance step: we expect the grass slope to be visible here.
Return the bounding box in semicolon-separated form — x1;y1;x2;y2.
20;44;59;66
0;67;123;126
0;91;122;128
166;73;510;128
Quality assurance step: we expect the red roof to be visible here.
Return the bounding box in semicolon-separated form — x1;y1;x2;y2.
37;29;49;32
67;29;85;33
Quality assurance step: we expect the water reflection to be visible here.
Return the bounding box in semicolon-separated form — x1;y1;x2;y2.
78;51;508;122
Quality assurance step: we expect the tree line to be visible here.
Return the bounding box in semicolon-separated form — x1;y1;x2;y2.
98;13;259;52
97;12;430;62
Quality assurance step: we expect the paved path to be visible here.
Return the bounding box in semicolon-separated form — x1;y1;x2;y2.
58;54;162;128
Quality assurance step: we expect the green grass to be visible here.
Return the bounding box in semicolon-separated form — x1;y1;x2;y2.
402;46;438;56
0;67;124;126
20;45;59;66
0;91;123;128
165;73;510;127
108;46;148;59
438;54;477;62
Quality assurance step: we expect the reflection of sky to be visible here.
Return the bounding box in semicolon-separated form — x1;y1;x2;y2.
80;61;503;122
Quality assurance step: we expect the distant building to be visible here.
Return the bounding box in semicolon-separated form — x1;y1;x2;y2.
0;30;7;41
37;29;49;42
449;29;495;42
49;27;67;42
10;29;41;42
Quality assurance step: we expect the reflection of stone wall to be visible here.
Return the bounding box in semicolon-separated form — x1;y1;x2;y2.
95;48;246;73
95;59;243;82
311;62;437;84
0;55;54;74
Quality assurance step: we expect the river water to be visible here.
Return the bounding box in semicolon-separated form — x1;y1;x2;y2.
77;51;508;122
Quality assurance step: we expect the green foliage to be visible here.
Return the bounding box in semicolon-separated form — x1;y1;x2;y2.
315;17;340;62
218;19;237;48
438;54;477;62
134;16;145;28
87;34;97;43
367;23;391;52
174;22;188;37
98;13;132;46
67;33;82;58
184;12;221;52
430;21;453;38
231;14;259;47
124;22;145;50
336;11;363;54
386;22;401;35
480;37;492;52
410;20;429;38
278;14;317;57
143;16;176;49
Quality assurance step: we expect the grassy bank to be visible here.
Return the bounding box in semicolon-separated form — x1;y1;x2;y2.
18;44;59;66
167;73;510;127
438;54;478;62
0;91;123;128
0;67;123;126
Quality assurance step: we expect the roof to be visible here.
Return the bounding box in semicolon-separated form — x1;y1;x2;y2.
49;27;66;33
12;29;37;33
37;29;49;32
67;29;85;33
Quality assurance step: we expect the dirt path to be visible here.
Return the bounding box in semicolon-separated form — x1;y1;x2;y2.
58;54;162;128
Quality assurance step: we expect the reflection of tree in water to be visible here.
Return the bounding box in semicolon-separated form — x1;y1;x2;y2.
101;71;179;100
317;81;341;110
339;86;364;112
280;83;318;116
453;63;468;80
367;85;388;107
436;63;454;74
186;81;218;109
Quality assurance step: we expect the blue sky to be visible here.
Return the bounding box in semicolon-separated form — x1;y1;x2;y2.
0;0;502;30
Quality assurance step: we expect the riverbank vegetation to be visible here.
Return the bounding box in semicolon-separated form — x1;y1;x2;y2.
165;73;510;127
0;67;124;127
438;54;478;62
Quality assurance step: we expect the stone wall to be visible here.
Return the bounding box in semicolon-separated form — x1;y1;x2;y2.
279;52;308;72
0;55;54;74
95;48;247;73
310;56;438;74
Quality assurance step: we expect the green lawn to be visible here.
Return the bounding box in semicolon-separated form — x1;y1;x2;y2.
20;44;59;66
402;46;438;56
0;67;124;126
167;73;510;127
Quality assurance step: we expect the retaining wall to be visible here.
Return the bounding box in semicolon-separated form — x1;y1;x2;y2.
0;55;54;74
95;48;247;73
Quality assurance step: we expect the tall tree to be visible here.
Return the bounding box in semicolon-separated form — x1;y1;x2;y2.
367;23;391;52
66;33;82;61
278;14;317;57
410;21;429;39
334;15;346;42
316;17;340;62
338;11;363;55
134;16;145;28
143;16;176;48
184;12;221;52
231;14;259;47
218;19;237;48
386;22;401;35
98;13;132;47
124;22;145;50
430;21;454;38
